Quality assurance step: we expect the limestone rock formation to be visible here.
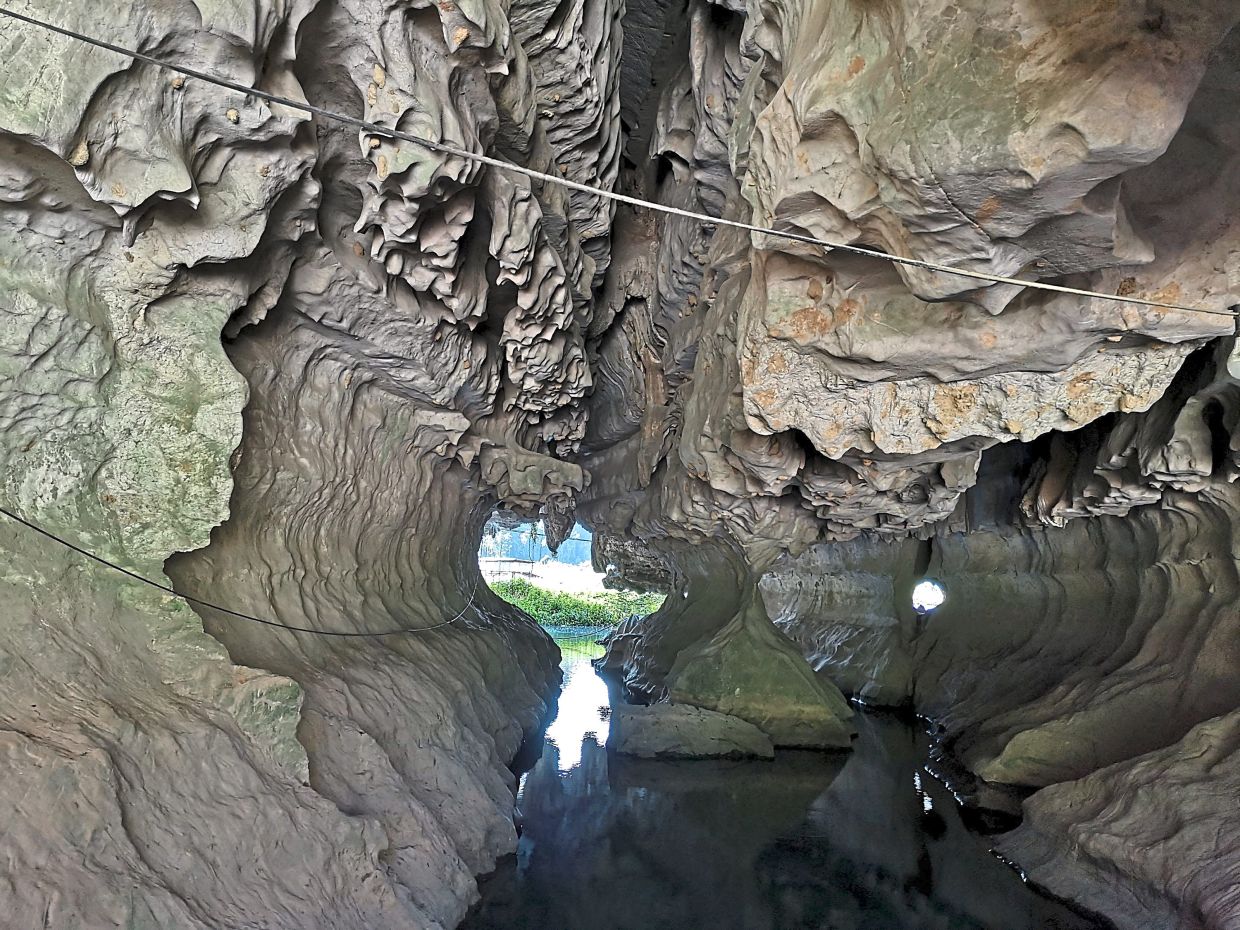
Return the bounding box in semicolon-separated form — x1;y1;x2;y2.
1000;710;1240;930
4;0;1240;927
581;3;1240;927
769;422;1240;926
608;702;775;759
0;0;597;925
597;539;854;746
166;310;562;928
762;535;923;708
667;601;855;749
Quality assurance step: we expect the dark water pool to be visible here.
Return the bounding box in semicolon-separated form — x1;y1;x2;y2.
462;633;1108;930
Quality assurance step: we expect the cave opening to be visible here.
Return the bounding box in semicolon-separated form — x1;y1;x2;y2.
477;514;663;772
911;578;947;615
479;514;665;661
464;522;1105;930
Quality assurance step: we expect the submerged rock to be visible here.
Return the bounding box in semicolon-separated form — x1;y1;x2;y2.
609;702;775;760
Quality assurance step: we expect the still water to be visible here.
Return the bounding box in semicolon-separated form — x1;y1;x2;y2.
462;631;1109;930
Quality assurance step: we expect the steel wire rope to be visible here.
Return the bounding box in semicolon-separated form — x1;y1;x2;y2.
3;8;1226;636
0;504;482;637
0;7;1235;318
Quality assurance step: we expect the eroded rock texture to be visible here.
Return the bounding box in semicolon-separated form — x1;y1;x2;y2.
608;702;776;759
769;432;1240;926
5;0;1240;927
583;3;1240;929
1000;710;1240;930
0;0;606;925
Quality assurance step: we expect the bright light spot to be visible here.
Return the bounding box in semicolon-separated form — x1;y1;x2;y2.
912;579;946;614
544;660;610;772
913;771;934;812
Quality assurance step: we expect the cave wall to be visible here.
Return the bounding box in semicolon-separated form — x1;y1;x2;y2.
0;6;412;926
0;0;615;925
761;534;922;707
762;339;1240;927
166;308;561;928
579;4;1240;928
771;485;1240;928
5;0;1240;927
581;0;1240;559
1001;708;1240;930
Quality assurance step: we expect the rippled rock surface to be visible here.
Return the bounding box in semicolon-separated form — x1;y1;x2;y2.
3;0;1240;927
0;0;591;925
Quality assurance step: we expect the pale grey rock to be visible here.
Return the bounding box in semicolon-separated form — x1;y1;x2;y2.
999;711;1240;930
585;0;1240;549
763;535;922;708
609;702;776;759
0;0;604;925
510;0;624;285
768;476;1240;927
0;5;421;925
4;0;1240;927
598;540;854;748
666;600;856;749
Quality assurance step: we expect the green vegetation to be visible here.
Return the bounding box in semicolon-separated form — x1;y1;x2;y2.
491;577;664;629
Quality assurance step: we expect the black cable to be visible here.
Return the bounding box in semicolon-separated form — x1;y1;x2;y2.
0;505;475;637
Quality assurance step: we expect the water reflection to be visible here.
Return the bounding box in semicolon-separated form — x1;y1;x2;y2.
543;657;610;771
464;645;1110;930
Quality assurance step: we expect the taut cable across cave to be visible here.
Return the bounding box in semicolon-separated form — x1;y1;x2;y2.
0;6;1234;321
0;504;480;637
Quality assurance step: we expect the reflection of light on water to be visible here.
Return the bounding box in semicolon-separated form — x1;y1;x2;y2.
544;659;611;772
914;771;934;813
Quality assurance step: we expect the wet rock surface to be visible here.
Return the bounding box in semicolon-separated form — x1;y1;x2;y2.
999;710;1240;930
0;0;583;924
667;603;855;750
770;482;1240;928
609;702;776;759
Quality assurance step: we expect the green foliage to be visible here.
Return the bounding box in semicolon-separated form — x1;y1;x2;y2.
491;577;663;628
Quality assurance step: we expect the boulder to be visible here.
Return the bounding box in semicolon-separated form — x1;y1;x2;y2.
609;702;775;760
667;595;856;750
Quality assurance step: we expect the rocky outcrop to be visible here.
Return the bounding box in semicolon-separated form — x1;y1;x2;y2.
0;0;607;925
666;597;855;749
597;540;854;747
1000;710;1240;930
608;702;775;759
5;0;1240;927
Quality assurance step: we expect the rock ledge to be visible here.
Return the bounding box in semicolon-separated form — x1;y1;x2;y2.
609;703;776;759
